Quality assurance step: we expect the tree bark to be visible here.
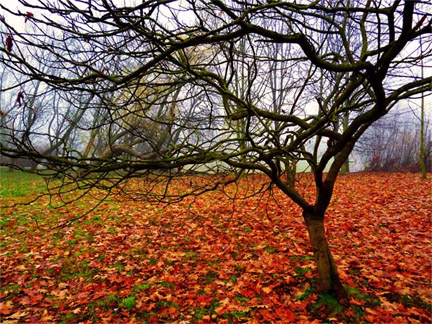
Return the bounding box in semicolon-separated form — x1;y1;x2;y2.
419;34;427;180
340;113;350;175
303;212;346;297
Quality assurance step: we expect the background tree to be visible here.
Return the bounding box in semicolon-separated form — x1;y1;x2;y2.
357;109;432;172
1;0;431;296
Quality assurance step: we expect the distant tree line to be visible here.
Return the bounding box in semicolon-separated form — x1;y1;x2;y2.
356;110;431;172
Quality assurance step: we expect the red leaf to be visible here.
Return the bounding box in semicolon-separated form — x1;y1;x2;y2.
6;35;13;52
0;301;13;315
25;12;34;23
275;306;296;322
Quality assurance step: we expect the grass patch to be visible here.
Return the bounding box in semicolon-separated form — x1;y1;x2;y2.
346;286;381;307
289;255;314;261
160;281;175;289
120;295;136;311
200;270;219;285
59;259;95;280
113;262;124;273
0;284;20;295
297;287;314;301
234;296;250;303
294;266;311;277
133;283;152;292
184;252;199;260
385;292;431;309
148;256;157;265
264;244;278;254
0;170;47;197
311;293;345;318
192;297;220;321
222;310;250;323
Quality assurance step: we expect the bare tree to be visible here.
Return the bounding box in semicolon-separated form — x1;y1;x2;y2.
419;34;428;179
357;109;432;172
1;0;431;296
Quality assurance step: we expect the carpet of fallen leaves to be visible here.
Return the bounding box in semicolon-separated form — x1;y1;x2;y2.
0;172;431;324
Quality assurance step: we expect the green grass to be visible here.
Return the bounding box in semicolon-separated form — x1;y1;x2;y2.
120;295;136;310
298;287;314;301
0;169;47;197
59;258;95;280
160;281;175;289
234;296;250;303
184;252;199;260
313;294;345;316
384;292;431;309
289;255;314;261
222;310;250;323
294;266;312;277
345;286;381;307
264;244;278;254
133;283;152;292
200;270;219;285
193;297;220;321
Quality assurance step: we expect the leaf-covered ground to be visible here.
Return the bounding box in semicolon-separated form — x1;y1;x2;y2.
0;172;431;323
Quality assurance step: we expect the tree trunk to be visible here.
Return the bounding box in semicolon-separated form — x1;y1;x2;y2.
340;112;350;175
419;34;427;180
304;212;346;297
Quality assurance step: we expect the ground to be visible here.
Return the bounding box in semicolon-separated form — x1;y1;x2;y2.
0;171;431;323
